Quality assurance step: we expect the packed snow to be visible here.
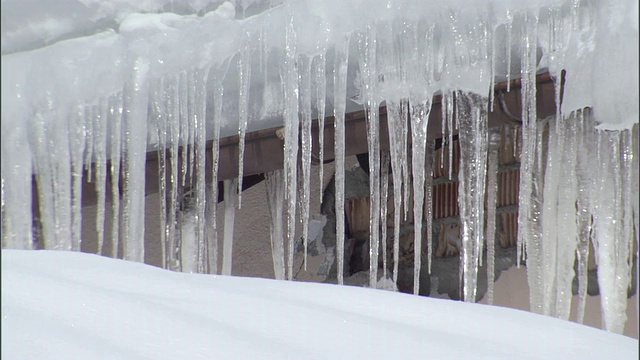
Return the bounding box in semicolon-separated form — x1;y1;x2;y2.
2;249;637;359
1;0;638;340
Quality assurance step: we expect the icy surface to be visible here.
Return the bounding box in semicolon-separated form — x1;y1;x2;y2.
2;250;637;360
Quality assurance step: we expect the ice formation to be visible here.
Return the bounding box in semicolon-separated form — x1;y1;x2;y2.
1;0;638;333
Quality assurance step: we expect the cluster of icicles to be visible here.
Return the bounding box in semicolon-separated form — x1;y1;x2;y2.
1;0;638;334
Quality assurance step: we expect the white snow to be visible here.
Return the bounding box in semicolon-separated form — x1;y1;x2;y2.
2;249;637;360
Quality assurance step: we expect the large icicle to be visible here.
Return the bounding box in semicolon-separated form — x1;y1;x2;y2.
221;178;238;276
485;129;501;305
333;35;350;285
299;56;313;270
121;58;150;263
266;169;286;280
282;13;300;280
386;101;406;285
456;92;489;303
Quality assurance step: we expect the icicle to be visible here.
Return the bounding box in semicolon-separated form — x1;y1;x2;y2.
387;101;404;285
505;10;513;93
485;129;501;305
299;56;313;270
456;92;489;303
107;97;122;258
167;76;182;271
221;178;238;276
575;110;593;324
380;151;390;280
358;26;381;288
84;107;94;183
283;13;300;280
94;100;108;255
409;100;432;295
237;41;252;209
121;57;150;263
193;69;208;274
333;35;350;285
179;72;190;188
0;114;33;249
187;72;196;193
207;73;224;275
444;91;455;180
401;100;411;222
153;79;168;268
266;170;286;280
592;129;633;334
425;140;434;274
314;53;327;198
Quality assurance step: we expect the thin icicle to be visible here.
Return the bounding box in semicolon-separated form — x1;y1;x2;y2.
333;35;350;285
485;129;501;305
283;13;300;280
193;69;208;274
94;100;108;255
207;73;224;275
237;42;252;209
358;26;381;288
314;53;327;198
221;178;238;276
386;101;404;285
299;56;313;270
380;151;390;280
167;76;182;271
187;72;196;193
179;72;190;188
108;97;122;258
71;106;87;252
266;169;286;280
425;140;434;274
154;79;168;268
409;100;432;295
401;100;411;222
84;107;94;184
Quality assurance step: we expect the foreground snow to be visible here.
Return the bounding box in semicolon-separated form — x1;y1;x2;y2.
1;250;637;359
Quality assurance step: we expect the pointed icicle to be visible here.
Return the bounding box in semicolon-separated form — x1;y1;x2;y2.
456;92;489;303
121;57;150;263
94;99;108;255
108;97;122;258
153;78;169;268
299;56;313;270
193;69;208;274
386;101;404;285
485;129;501;305
167;76;182;271
380;151;390;280
221;178;238;276
314;52;327;198
266;169;286;280
425;140;434;275
283;13;300;280
207;73;224;275
333;35;350;285
358;26;381;288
